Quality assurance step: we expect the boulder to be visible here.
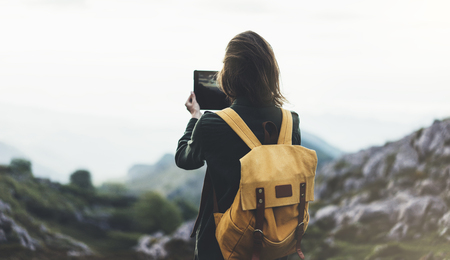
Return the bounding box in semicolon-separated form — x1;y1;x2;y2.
387;222;409;240
136;220;195;258
313;205;339;229
416;179;443;196
438;211;450;227
390;136;420;177
0;200;11;213
336;199;398;227
362;149;392;179
0;212;41;251
397;196;448;229
0;199;92;256
413;120;450;160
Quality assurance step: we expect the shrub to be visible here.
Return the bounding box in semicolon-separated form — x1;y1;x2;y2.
69;170;94;191
173;197;198;221
110;209;135;231
133;191;182;234
10;158;33;178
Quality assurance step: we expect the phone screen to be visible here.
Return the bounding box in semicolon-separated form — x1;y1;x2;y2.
194;70;230;110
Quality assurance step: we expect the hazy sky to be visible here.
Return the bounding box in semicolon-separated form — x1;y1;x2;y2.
1;0;449;184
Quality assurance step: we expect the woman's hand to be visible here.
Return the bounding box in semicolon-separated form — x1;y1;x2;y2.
185;91;203;119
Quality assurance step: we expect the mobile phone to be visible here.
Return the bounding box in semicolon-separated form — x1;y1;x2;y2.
193;70;230;110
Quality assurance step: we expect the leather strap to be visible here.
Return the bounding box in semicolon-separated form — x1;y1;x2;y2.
278;108;293;145
216;108;262;149
252;187;265;260
262;121;278;145
296;183;307;260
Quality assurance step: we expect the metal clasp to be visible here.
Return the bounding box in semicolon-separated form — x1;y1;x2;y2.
253;229;264;235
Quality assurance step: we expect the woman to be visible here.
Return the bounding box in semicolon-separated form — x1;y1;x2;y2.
175;31;301;260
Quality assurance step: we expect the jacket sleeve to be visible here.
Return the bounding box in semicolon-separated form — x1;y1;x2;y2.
175;118;205;170
292;111;301;146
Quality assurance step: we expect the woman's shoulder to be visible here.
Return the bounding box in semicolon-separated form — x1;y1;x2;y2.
199;111;223;121
285;109;299;123
196;111;228;128
290;110;299;118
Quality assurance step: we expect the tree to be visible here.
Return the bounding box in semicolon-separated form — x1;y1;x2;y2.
10;158;33;178
69;169;94;190
134;191;182;234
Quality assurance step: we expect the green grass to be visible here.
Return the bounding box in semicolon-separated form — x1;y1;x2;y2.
300;232;450;260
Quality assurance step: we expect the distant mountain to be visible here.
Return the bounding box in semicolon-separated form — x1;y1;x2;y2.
0;141;61;181
126;132;342;206
301;131;342;168
127;154;205;205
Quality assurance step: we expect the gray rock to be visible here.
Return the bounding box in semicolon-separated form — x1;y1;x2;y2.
413;120;450;160
387;222;409;240
0;200;11;213
313;119;450;249
343;178;365;193
438;211;450;231
390;137;419;177
362;149;391;179
0;206;93;255
0;212;41;251
343;192;371;207
397;196;448;228
0;229;6;242
416;179;443;196
313;205;339;229
136;221;195;258
136;233;170;258
49;233;93;257
172;220;195;241
337;200;398;226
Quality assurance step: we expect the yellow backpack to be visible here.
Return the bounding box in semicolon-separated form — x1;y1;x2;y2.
211;107;318;260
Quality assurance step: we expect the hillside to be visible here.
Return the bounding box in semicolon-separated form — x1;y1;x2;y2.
304;118;450;259
0;159;198;259
126;154;205;205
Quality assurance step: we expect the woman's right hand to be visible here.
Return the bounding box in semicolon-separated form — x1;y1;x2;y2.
185;91;202;119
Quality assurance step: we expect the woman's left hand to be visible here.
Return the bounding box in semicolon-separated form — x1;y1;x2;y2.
185;91;202;119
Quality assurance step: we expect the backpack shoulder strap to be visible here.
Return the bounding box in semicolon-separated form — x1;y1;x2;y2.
278;108;293;145
216;108;262;149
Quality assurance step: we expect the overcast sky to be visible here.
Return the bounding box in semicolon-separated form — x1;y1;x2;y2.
1;0;449;184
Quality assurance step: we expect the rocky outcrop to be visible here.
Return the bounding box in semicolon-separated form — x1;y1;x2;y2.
0;199;93;257
312;118;450;245
136;220;195;259
0;212;41;251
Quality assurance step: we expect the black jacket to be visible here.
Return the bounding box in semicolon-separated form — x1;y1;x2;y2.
175;97;301;260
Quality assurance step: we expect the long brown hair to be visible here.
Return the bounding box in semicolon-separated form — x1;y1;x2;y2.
217;31;286;107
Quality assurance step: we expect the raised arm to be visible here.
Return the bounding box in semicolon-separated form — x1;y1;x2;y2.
175;92;205;170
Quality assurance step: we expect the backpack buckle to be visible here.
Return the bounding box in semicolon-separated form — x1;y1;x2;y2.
253;229;264;235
